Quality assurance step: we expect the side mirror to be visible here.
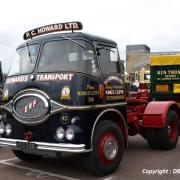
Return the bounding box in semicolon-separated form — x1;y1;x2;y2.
110;48;118;62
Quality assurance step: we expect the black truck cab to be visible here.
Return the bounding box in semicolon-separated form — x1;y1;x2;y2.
0;22;127;176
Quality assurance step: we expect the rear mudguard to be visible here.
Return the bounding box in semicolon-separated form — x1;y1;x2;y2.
142;101;180;128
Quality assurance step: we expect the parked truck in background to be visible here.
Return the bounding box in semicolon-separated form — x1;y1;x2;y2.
150;54;180;103
128;55;180;149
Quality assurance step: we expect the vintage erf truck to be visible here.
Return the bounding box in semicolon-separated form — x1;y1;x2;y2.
0;22;180;176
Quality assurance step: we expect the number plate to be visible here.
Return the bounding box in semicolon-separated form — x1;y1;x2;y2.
16;142;37;150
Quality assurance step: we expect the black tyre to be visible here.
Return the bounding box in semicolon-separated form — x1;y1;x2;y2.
13;150;43;162
156;110;179;150
128;123;138;136
146;110;179;150
146;128;160;149
85;120;125;176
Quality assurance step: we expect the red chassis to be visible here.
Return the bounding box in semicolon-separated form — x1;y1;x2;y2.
127;91;180;150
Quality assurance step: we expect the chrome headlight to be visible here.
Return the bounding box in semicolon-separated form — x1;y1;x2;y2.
65;127;75;141
5;124;12;136
0;123;5;134
56;127;65;140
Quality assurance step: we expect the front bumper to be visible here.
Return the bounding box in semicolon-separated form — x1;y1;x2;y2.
0;138;88;153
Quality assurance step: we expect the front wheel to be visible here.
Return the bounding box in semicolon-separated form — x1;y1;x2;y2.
85;120;125;176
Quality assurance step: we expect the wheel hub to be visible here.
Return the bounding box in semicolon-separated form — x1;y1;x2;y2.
168;120;177;142
168;125;171;134
103;137;118;160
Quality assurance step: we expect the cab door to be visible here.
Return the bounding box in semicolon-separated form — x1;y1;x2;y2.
97;44;125;104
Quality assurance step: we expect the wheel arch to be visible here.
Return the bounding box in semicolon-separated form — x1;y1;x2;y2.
143;101;180;134
90;108;128;149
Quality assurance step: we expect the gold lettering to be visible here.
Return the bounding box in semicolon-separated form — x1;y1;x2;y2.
77;91;99;96
106;95;125;100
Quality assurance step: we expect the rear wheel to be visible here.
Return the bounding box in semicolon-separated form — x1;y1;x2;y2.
85;120;125;176
146;110;179;150
146;128;160;149
13;150;43;162
156;110;179;150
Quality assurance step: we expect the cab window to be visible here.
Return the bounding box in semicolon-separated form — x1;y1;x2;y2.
97;46;120;74
38;40;98;76
8;44;39;76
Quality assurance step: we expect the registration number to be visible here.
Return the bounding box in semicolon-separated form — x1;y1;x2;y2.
16;142;37;150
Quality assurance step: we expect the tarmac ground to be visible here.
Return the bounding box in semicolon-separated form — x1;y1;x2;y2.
0;135;180;180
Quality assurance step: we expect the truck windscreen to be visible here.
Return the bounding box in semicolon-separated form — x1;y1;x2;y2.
37;40;98;76
8;44;39;76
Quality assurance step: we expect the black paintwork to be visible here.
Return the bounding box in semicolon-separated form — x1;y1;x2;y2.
2;32;127;148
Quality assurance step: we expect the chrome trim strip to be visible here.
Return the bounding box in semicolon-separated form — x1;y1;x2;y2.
13;88;50;100
1;87;127;126
14;93;49;107
66;102;127;110
3;100;13;113
0;138;88;153
49;101;127;112
12;92;50;125
13;88;126;111
90;108;128;149
50;100;65;114
2;89;51;126
13;93;49;119
50;100;66;108
3;101;126;113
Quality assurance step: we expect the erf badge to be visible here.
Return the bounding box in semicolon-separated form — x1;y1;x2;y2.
61;86;71;100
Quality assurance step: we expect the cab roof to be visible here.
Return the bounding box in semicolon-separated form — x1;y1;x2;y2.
18;32;117;48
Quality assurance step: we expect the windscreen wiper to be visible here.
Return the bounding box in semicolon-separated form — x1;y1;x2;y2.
61;35;86;49
25;43;32;63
